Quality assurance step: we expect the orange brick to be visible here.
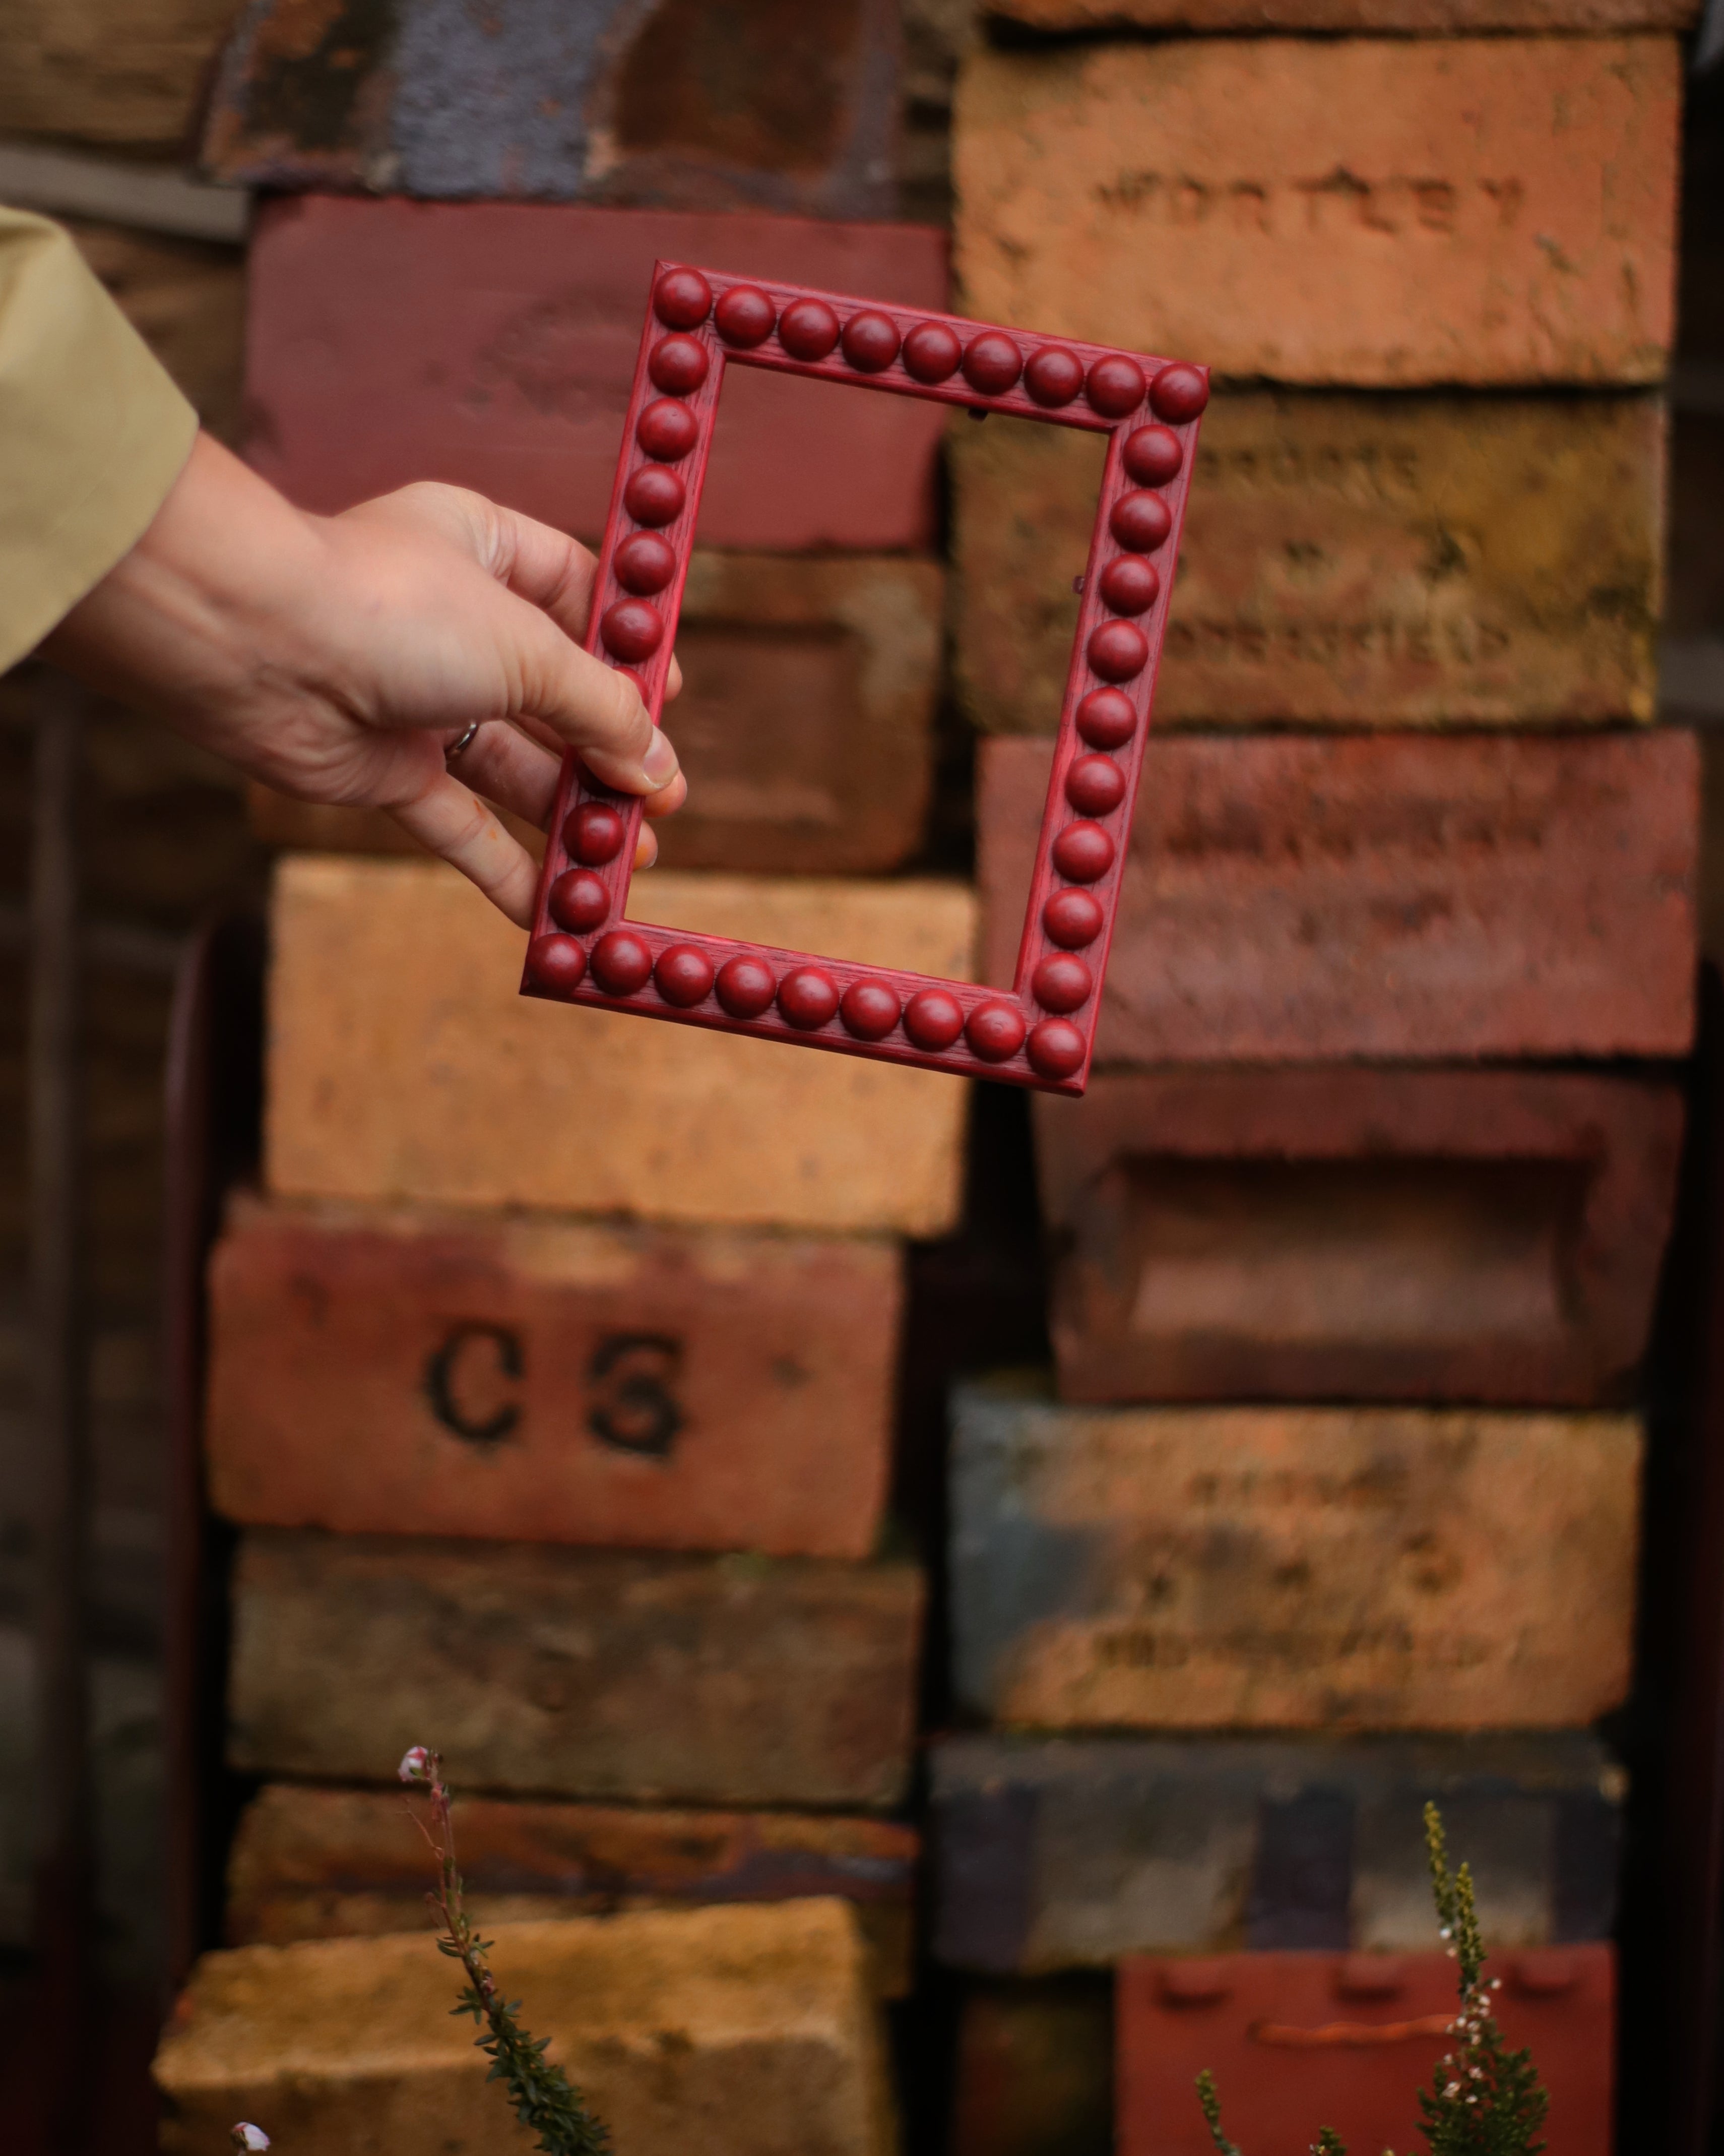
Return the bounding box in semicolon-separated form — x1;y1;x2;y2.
952;391;1664;730
266;857;974;1236
993;0;1693;23
226;1783;918;1996
155;1902;896;2156
951;1381;1642;1733
207;1193;901;1559
954;38;1679;385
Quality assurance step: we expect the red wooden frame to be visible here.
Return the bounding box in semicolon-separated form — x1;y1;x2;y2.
520;262;1207;1094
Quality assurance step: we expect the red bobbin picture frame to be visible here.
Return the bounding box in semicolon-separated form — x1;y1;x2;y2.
520;262;1208;1094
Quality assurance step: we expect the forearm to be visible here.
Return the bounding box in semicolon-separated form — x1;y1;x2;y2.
43;435;336;774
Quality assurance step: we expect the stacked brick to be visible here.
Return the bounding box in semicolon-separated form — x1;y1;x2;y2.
152;16;979;2148
934;6;1696;2153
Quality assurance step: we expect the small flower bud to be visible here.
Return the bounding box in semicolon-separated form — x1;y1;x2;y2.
398;1745;432;1784
231;2126;271;2151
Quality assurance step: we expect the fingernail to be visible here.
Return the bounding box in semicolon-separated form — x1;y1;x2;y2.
643;732;679;788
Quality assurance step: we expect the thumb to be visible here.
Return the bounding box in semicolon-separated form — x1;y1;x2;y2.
497;583;679;797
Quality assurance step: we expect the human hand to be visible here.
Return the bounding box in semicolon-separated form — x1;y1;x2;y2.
43;434;684;926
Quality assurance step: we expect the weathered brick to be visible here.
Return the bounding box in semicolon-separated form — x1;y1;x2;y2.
949;1381;1641;1732
0;0;237;150
229;1530;925;1809
951;1979;1114;2156
978;732;1697;1063
207;1193;902;1558
992;0;1693;25
930;1731;1623;1973
954;39;1679;386
1118;1946;1612;2156
226;1783;919;1996
204;0;900;220
242;196;951;551
155;1901;896;2156
249;552;942;874
953;393;1664;730
1035;1069;1684;1407
266;856;974;1236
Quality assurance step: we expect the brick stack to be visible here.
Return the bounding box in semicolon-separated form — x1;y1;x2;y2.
155;15;981;2149
932;8;1696;2154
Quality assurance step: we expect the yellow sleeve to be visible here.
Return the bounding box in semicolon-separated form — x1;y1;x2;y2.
0;205;199;672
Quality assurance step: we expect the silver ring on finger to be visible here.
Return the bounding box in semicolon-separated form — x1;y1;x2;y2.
445;720;483;764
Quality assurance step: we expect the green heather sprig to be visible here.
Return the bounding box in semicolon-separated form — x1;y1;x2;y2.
1415;1802;1549;2156
1194;1804;1550;2156
399;1745;611;2156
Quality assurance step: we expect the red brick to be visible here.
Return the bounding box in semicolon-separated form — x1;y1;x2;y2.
1118;1947;1612;2156
247;552;943;875
226;1783;918;1995
207;1193;901;1559
243;196;951;551
955;38;1680;387
979;732;1698;1062
229;1530;925;1809
1036;1068;1684;1406
204;0;900;221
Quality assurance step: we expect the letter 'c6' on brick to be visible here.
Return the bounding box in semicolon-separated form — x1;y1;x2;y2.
1086;356;1146;417
778;967;840;1029
903;322;962;383
1066;754;1127;816
1123;426;1182;486
715;285;776;347
654;268;712;328
966;1000;1028;1062
590;930;654;996
962;332;1022;395
904;988;964;1050
841;311;901;373
1053;821;1117;882
637;400;699;460
525;933;587;992
601;600;664;662
548;869;609;932
1151;364;1209;422
778;298;841;361
1075;688;1136;749
716;954;778;1018
1087;620;1150;682
654;944;715;1007
613;532;677;594
1043;888;1105;948
1028;1018;1087;1079
1032;953;1094;1013
1025;347;1084;407
841;980;901;1039
623;466;685;526
565;802;626;865
649;335;710;395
